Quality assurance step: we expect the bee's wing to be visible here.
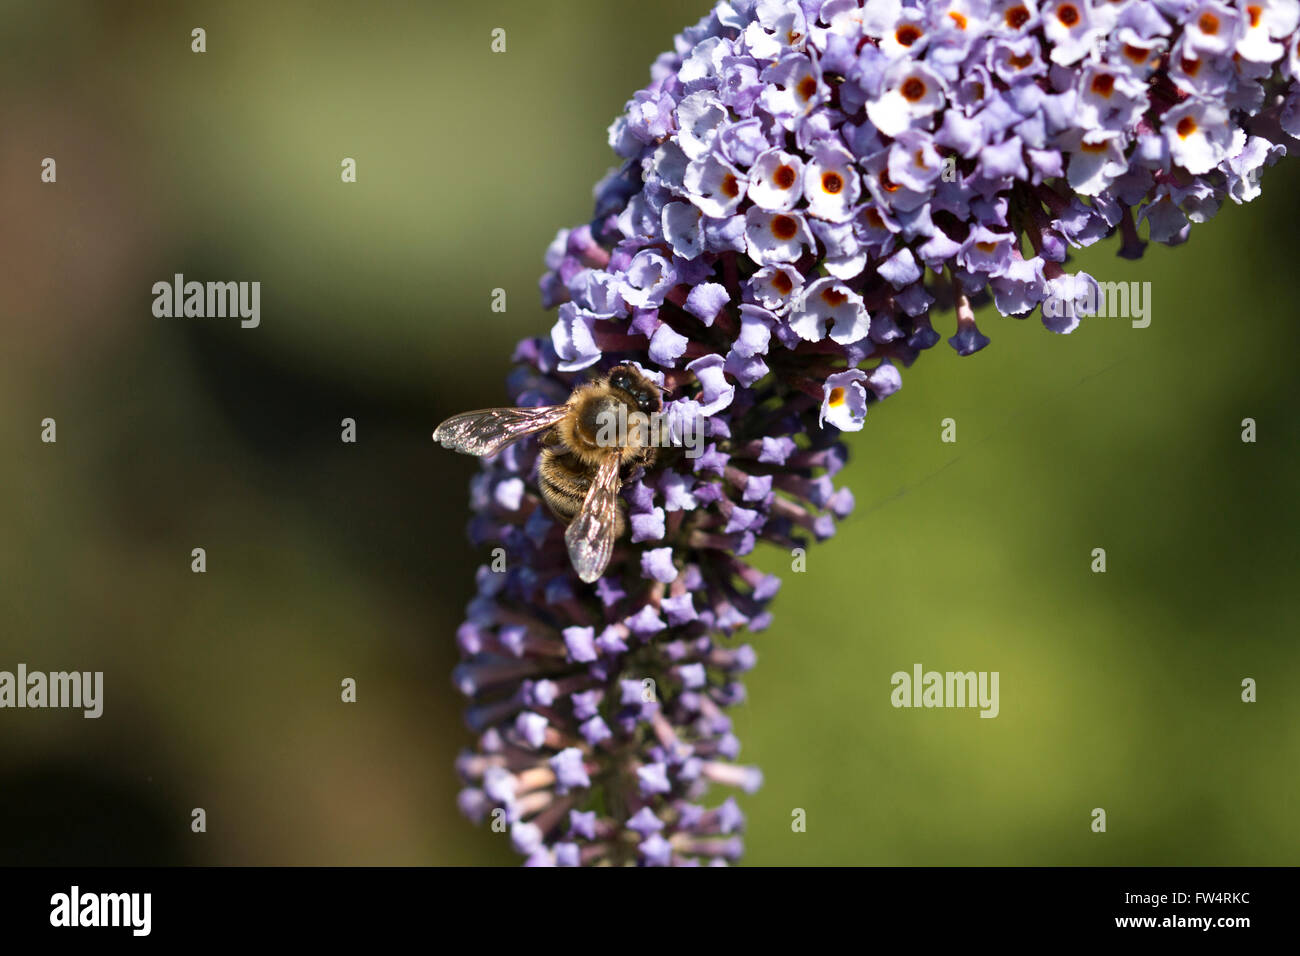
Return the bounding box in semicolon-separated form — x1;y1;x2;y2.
564;452;621;584
433;405;568;458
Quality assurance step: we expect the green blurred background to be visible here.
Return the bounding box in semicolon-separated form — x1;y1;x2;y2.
0;0;1296;865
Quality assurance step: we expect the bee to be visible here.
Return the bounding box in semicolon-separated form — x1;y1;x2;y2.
433;364;664;583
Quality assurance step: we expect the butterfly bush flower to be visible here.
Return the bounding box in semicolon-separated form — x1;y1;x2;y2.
451;0;1299;865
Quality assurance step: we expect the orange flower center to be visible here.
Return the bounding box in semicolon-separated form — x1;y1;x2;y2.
1176;116;1198;139
821;171;844;194
770;215;799;240
1123;43;1150;64
1090;74;1115;97
773;164;797;189
896;25;922;46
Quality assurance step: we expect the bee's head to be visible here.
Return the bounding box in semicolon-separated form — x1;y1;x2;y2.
608;364;662;415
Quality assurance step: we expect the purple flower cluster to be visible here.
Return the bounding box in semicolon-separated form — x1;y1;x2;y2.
452;0;1298;865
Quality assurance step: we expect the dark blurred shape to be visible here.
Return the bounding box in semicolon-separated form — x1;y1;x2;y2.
0;762;192;866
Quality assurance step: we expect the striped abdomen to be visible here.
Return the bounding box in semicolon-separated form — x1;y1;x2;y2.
538;448;627;536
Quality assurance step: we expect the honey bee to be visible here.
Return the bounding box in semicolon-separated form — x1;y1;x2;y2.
433;364;664;583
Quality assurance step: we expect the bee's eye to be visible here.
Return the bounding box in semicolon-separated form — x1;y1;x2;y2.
610;371;629;390
637;394;654;413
